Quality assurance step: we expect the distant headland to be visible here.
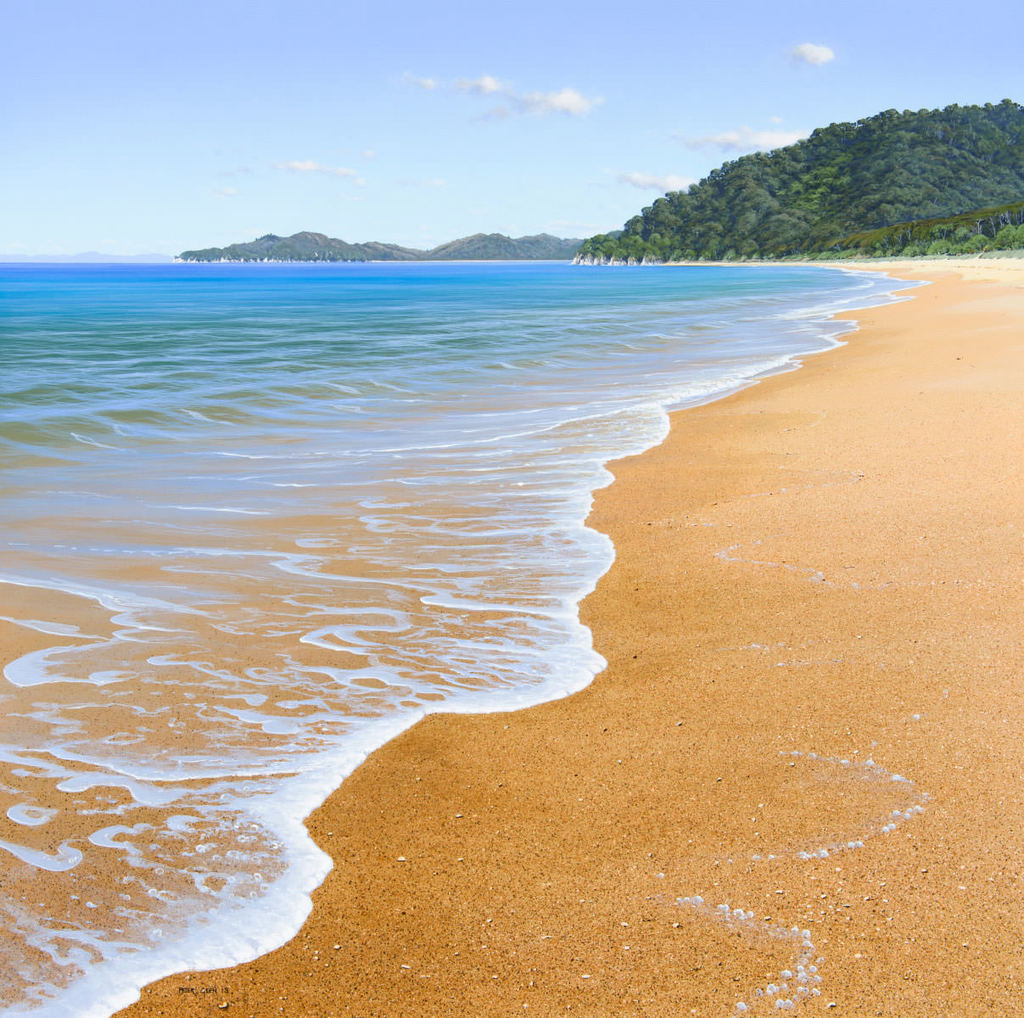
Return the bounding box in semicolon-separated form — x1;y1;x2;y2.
177;232;583;263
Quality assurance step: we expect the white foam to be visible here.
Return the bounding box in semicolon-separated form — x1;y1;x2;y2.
6;804;59;827
0;838;83;872
56;774;182;807
151;504;270;515
0;615;90;637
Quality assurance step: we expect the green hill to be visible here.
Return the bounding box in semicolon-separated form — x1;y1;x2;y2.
578;100;1024;262
178;231;422;262
179;231;582;263
424;233;582;260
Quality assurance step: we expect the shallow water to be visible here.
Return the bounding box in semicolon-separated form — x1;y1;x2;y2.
0;260;912;1015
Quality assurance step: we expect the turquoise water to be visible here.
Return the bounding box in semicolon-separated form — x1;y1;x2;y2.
0;261;911;1015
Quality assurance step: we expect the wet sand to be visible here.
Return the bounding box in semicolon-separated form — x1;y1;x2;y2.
116;259;1024;1016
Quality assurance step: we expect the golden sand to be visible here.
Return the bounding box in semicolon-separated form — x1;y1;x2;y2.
115;259;1024;1016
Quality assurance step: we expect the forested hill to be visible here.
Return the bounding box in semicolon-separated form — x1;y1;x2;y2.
425;233;582;260
579;100;1024;261
178;231;582;262
179;232;422;263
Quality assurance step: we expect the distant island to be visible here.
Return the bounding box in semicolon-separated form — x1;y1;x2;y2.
178;232;583;263
578;99;1024;262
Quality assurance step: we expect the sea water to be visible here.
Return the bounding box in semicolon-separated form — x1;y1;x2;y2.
0;260;912;1015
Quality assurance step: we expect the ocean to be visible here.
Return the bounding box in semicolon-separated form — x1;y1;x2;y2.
0;260;912;1015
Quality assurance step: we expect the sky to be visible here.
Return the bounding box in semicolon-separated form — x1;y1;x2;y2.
3;0;1023;256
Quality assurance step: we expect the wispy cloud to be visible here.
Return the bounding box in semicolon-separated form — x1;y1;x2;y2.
616;171;694;193
404;72;439;90
213;186;238;198
275;160;365;184
409;73;601;118
455;74;505;95
517;87;600;116
791;42;835;65
682;125;807;153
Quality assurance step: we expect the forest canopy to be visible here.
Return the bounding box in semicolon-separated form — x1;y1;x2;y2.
579;100;1024;261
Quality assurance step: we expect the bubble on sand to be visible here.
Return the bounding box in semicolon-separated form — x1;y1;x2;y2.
662;748;929;1014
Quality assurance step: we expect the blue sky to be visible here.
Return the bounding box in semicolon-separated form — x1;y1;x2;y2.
3;0;1022;255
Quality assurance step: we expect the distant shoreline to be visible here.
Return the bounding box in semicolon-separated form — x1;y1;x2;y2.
8;249;1022;268
170;257;579;264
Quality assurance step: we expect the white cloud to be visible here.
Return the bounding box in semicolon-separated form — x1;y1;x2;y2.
455;74;505;95
404;72;438;90
213;187;238;198
518;87;601;116
616;171;694;192
411;72;600;118
683;126;807;153
791;42;835;65
275;160;363;182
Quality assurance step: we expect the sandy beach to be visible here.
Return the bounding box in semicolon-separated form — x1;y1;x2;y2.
113;257;1024;1017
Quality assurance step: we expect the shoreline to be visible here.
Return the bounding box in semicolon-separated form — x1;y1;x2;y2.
0;263;898;1018
110;257;1024;1015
